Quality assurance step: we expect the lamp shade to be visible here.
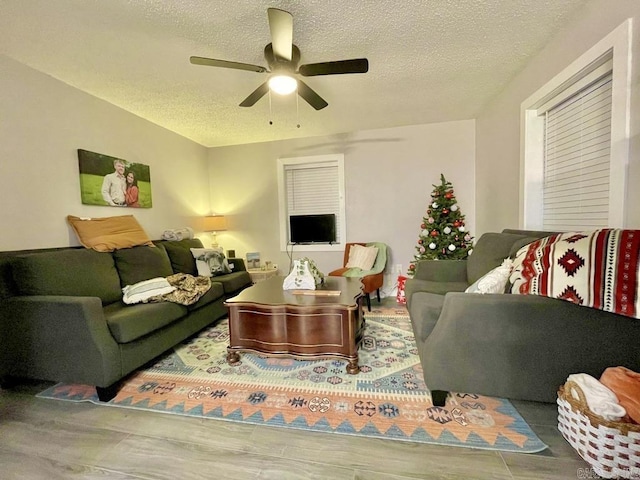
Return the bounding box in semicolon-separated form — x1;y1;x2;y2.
203;215;227;232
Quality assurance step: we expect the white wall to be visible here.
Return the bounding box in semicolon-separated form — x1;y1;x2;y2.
208;120;476;291
476;0;640;234
0;55;211;251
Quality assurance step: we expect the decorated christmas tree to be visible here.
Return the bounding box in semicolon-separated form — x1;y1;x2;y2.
407;174;474;276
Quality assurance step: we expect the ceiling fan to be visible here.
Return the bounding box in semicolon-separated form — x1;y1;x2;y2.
190;8;369;111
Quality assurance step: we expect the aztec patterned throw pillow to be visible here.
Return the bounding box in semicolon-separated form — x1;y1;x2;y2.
509;229;640;319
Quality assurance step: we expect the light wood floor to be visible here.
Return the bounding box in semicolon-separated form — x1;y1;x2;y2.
0;300;593;479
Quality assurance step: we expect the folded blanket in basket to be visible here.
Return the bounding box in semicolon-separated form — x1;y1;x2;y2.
567;373;627;422
600;366;640;424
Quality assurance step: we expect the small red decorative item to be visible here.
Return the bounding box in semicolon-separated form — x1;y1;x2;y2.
397;275;408;304
454;220;461;227
420;223;426;229
418;239;423;244
430;230;438;237
445;192;453;199
442;208;449;215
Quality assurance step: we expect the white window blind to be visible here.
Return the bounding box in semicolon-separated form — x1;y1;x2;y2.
542;71;612;230
284;161;341;243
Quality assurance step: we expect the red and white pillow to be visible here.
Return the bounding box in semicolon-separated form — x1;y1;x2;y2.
509;229;640;319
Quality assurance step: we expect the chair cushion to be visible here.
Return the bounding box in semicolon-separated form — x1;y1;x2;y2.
346;244;378;270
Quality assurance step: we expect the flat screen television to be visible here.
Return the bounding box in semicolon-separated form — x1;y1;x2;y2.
289;214;336;244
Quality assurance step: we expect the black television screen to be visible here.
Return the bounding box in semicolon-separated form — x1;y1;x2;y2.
289;214;336;244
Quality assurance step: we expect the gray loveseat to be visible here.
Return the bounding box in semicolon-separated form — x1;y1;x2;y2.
406;229;640;404
0;238;251;401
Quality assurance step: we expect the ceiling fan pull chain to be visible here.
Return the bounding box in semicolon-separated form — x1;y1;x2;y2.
296;92;301;129
268;90;273;125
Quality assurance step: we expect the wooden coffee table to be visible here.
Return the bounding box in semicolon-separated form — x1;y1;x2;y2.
224;275;364;374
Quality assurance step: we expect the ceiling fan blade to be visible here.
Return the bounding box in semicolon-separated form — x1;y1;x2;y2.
297;80;328;110
190;56;267;73
299;58;369;77
267;8;293;61
239;82;269;107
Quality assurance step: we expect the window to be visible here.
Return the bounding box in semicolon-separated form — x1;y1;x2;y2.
520;20;631;230
542;67;612;230
277;154;346;252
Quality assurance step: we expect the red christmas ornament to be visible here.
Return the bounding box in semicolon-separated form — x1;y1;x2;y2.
453;220;461;227
445;192;453;199
442;208;449;215
430;230;438;237
409;264;415;270
418;239;423;244
420;223;426;229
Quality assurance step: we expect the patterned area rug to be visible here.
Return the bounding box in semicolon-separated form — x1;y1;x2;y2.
37;305;547;453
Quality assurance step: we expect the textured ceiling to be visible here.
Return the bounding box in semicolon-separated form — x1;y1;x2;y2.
0;0;588;147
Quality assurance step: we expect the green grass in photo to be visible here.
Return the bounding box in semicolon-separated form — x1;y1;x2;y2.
79;173;152;208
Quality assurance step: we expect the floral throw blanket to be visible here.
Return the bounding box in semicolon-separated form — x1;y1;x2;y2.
509;229;640;319
149;273;211;306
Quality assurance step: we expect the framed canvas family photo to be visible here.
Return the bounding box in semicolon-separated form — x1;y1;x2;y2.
77;149;153;208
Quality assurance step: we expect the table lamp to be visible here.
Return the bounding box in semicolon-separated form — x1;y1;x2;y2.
203;215;227;248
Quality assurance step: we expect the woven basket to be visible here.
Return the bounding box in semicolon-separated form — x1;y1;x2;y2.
557;380;640;479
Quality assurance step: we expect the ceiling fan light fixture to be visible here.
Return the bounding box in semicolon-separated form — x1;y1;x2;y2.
268;75;297;95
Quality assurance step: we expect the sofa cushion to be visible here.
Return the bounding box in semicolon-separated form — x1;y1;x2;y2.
465;259;513;294
467;233;530;284
405;278;469;297
191;248;232;277
67;214;154;252
510;229;640;319
160;238;204;275
122;277;176;304
103;301;187;343
212;271;252;295
187;281;224;311
408;291;445;345
11;249;122;305
114;245;173;287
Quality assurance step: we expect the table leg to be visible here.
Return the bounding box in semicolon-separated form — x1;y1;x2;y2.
346;358;360;375
226;349;240;364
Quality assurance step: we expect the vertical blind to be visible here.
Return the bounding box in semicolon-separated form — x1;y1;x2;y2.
284;162;341;242
542;72;613;231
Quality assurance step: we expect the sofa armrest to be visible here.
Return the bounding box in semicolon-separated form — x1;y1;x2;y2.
1;296;122;387
420;293;640;403
413;260;467;282
228;258;247;272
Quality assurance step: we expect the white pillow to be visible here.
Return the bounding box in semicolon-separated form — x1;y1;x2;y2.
190;248;232;277
465;259;514;294
122;277;175;304
345;244;379;270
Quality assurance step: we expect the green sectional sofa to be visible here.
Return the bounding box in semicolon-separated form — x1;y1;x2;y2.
405;229;640;405
0;238;251;401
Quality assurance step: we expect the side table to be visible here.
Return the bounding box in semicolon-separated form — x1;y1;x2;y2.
247;267;279;283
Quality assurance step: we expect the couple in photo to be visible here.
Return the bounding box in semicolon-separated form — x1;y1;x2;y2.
101;159;140;207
